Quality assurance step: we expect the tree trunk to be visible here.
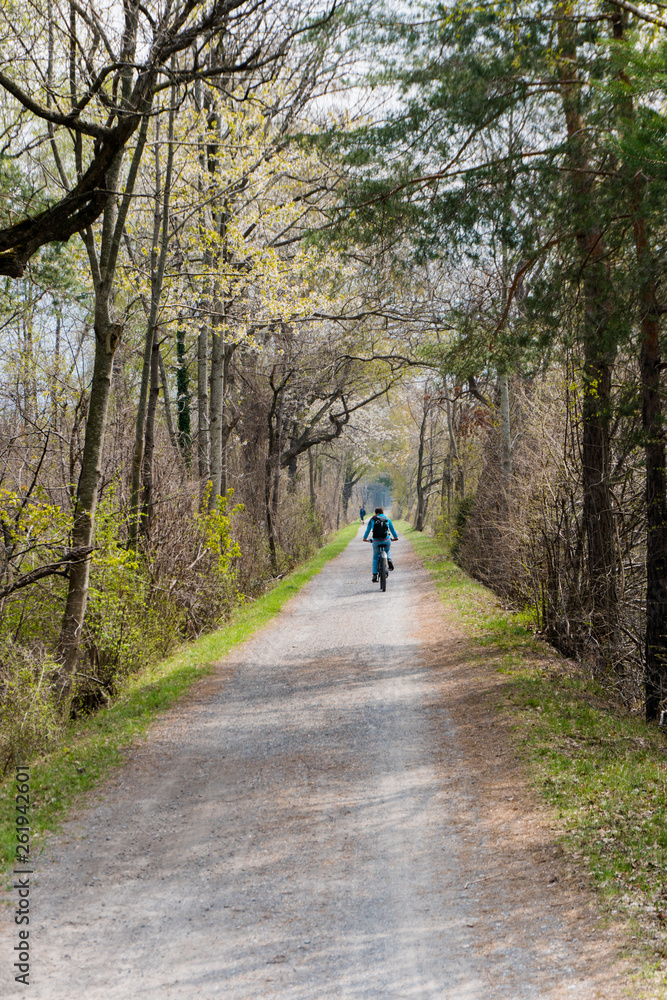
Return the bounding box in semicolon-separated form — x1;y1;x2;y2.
414;407;428;531
209;306;224;503
341;482;352;521
639;273;667;719
209;319;238;504
129;92;175;544
140;328;160;538
309;446;317;511
158;348;178;454
129;318;156;545
341;452;353;521
220;342;236;496
608;3;667;719
265;452;278;573
197;322;210;483
447;453;452;517
581;341;616;650
499;373;511;488
54;8;149;705
272;385;284;525
176;321;191;463
628;182;667;719
444;389;463;498
333;457;342;529
264;379;283;572
57;322;120;698
558;4;618;659
439;451;449;524
56;90;150;704
287;421;299;495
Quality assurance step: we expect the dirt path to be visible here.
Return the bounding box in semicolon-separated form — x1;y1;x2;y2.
1;528;638;998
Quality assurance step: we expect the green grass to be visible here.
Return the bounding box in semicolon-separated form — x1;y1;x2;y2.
401;522;667;974
0;521;358;874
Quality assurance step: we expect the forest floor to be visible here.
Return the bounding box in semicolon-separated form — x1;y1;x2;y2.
0;525;656;998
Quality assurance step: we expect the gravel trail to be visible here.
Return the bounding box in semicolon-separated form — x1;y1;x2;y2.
0;528;634;998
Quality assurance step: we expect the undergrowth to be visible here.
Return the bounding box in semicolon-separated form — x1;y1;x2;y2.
400;522;667;983
0;521;358;875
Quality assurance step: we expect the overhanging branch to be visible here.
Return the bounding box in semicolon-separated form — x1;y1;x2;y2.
605;1;667;29
0;546;93;600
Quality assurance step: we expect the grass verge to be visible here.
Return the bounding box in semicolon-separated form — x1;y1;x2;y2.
0;521;358;874
400;521;667;978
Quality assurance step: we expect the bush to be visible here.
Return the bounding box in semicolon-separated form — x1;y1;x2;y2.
450;495;475;561
0;642;62;773
275;493;323;568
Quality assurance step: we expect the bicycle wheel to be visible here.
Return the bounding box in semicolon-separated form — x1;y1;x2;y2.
379;551;387;591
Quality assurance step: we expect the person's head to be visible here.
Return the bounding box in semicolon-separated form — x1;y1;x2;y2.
375;506;384;515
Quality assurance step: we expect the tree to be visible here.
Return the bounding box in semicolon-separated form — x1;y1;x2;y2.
0;0;332;276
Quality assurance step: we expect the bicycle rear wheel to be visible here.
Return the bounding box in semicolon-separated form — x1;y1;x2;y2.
379;551;387;591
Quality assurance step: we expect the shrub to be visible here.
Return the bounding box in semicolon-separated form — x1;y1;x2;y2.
450;495;475;561
0;641;62;773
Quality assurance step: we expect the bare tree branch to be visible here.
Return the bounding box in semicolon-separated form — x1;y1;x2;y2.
0;546;93;600
605;0;667;29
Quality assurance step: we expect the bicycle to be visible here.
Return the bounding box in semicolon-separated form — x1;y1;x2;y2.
377;541;389;592
365;537;391;592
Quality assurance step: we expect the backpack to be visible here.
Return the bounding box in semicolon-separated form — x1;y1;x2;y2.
371;515;389;540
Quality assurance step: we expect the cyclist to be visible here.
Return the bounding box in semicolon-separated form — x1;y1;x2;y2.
363;506;398;582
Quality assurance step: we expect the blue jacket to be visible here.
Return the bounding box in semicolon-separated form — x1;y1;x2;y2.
363;515;398;541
